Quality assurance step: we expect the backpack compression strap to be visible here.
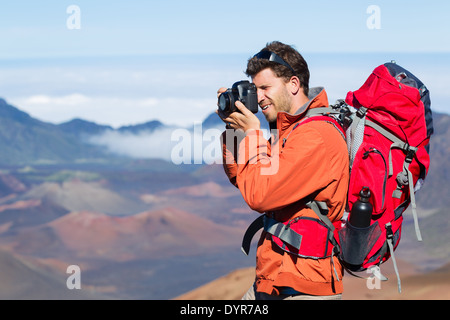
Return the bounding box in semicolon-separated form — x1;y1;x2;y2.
364;119;422;241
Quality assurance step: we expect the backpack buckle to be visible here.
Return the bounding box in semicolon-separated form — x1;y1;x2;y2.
419;85;428;97
405;146;417;164
385;223;394;240
356;107;368;118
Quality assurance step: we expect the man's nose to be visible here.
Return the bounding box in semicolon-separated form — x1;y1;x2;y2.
257;90;265;105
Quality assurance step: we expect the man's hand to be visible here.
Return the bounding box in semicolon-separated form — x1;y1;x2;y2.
216;88;261;133
223;101;261;133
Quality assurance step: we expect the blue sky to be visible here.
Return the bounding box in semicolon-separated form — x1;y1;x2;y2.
1;0;449;58
0;0;449;131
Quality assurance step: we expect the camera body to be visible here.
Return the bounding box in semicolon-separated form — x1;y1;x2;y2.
218;80;258;118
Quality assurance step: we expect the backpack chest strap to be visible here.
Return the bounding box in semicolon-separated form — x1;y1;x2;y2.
240;199;339;256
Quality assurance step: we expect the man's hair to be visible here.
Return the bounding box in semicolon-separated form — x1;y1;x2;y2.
245;41;310;96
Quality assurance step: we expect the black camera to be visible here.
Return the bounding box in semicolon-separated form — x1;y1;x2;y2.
218;80;258;118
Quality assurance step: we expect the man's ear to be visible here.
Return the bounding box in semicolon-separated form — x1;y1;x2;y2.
288;76;301;95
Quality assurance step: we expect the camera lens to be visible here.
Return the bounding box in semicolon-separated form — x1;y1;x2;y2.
218;93;230;112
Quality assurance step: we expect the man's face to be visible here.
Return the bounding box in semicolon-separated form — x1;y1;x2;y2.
252;68;292;123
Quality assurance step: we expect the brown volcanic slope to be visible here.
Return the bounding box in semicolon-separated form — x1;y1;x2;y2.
143;181;255;228
12;207;244;263
175;267;255;300
159;181;238;198
22;180;146;215
175;259;450;300
342;261;450;300
0;248;103;300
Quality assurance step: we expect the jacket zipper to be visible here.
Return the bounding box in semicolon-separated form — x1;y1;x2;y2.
282;123;300;148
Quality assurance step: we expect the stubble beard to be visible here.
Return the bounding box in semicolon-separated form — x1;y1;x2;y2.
264;89;292;124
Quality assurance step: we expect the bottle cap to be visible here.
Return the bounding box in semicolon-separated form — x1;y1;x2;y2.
360;187;371;202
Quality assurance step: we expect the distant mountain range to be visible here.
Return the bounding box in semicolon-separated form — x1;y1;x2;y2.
59;117;165;137
0;98;180;166
0;98;266;166
0;98;108;165
0;96;448;209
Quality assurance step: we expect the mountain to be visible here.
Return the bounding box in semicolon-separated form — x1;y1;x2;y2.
7;206;243;262
48;207;242;260
59;118;168;138
0;200;247;299
0;98;182;166
2;96;448;179
0;248;104;300
58;118;113;137
415;111;450;209
0;99;110;165
0;98;215;166
117;120;164;134
174;267;255;300
21;179;147;215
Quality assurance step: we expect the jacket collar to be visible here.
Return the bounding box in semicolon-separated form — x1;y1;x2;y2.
275;87;329;132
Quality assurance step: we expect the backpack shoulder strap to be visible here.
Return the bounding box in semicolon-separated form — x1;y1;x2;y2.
282;107;346;149
300;107;346;140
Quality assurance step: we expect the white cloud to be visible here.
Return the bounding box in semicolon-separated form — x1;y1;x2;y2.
88;128;176;160
24;93;91;106
87;125;224;164
10;94;217;128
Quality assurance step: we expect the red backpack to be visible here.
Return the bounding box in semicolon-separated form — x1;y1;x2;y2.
241;61;433;292
332;61;433;291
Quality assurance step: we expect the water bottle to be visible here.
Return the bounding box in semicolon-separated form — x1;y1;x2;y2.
349;187;373;228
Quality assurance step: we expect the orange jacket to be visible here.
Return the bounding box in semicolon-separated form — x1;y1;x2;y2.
222;87;349;296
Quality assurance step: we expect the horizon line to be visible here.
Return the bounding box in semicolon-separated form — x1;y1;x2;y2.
1;96;449;131
1;50;449;61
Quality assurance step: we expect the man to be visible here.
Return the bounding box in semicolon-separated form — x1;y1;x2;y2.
217;41;349;300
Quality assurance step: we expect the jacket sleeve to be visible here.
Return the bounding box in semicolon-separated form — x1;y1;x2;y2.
235;126;334;213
